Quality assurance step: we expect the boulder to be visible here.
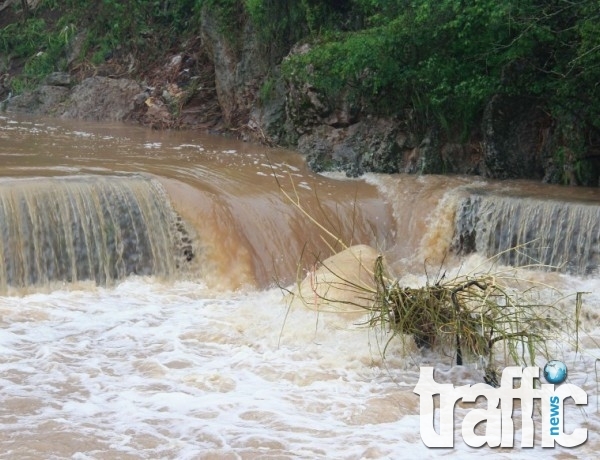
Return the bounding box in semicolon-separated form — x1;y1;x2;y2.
200;8;268;127
291;244;382;320
60;76;142;121
299;118;414;177
6;85;69;115
482;94;548;179
44;72;71;87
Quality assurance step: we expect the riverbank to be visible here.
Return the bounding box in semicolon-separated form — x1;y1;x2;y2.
2;1;599;186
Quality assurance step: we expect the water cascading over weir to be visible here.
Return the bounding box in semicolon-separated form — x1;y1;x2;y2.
451;192;600;276
0;175;194;292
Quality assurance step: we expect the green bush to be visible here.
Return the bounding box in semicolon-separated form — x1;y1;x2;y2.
2;0;599;166
0;18;48;58
281;0;600;142
0;16;74;91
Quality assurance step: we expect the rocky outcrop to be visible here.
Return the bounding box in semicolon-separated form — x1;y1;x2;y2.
298;120;404;177
482;94;548;180
5;85;70;116
248;71;289;145
282;72;564;180
60;77;142;121
44;72;72;87
6;76;142;122
278;43;488;177
5;72;71;115
200;8;268;129
2;5;595;185
285;78;486;177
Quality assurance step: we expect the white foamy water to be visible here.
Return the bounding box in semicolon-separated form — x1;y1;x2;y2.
1;272;600;459
2;115;600;459
0;278;419;459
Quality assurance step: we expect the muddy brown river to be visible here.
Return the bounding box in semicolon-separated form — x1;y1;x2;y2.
0;115;599;459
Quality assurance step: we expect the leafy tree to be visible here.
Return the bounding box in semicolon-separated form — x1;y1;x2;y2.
280;0;600;145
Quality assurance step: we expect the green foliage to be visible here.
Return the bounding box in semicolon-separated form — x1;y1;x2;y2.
0;0;208;92
258;74;276;104
0;18;48;58
57;0;202;68
284;23;410;114
179;0;247;49
281;1;509;132
552;121;599;186
0;15;74;91
281;0;600;144
2;0;599;180
245;0;364;62
245;0;306;61
39;0;61;9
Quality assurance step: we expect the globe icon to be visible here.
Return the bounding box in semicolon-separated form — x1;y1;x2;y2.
544;360;568;384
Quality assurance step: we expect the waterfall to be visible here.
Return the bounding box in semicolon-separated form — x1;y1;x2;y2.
0;175;193;291
452;193;600;275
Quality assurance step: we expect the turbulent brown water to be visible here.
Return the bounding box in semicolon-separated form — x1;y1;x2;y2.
3;115;600;291
0;175;190;290
1;115;600;459
453;192;600;275
0;115;394;291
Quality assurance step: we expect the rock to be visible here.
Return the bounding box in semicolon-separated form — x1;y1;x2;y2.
413;127;443;174
247;71;289;145
482;94;547;179
133;90;150;106
440;143;482;175
6;85;69;115
200;8;268;127
451;195;482;255
141;96;173;129
291;244;382;320
286;81;333;134
299;119;408;177
299;125;338;172
44;72;71;87
59;76;142;121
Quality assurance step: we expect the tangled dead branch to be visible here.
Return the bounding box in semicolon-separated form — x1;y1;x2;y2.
287;245;581;384
276;173;583;383
371;253;576;383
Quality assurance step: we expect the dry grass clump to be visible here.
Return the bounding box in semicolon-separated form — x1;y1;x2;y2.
373;255;571;383
275;172;582;383
289;248;577;385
